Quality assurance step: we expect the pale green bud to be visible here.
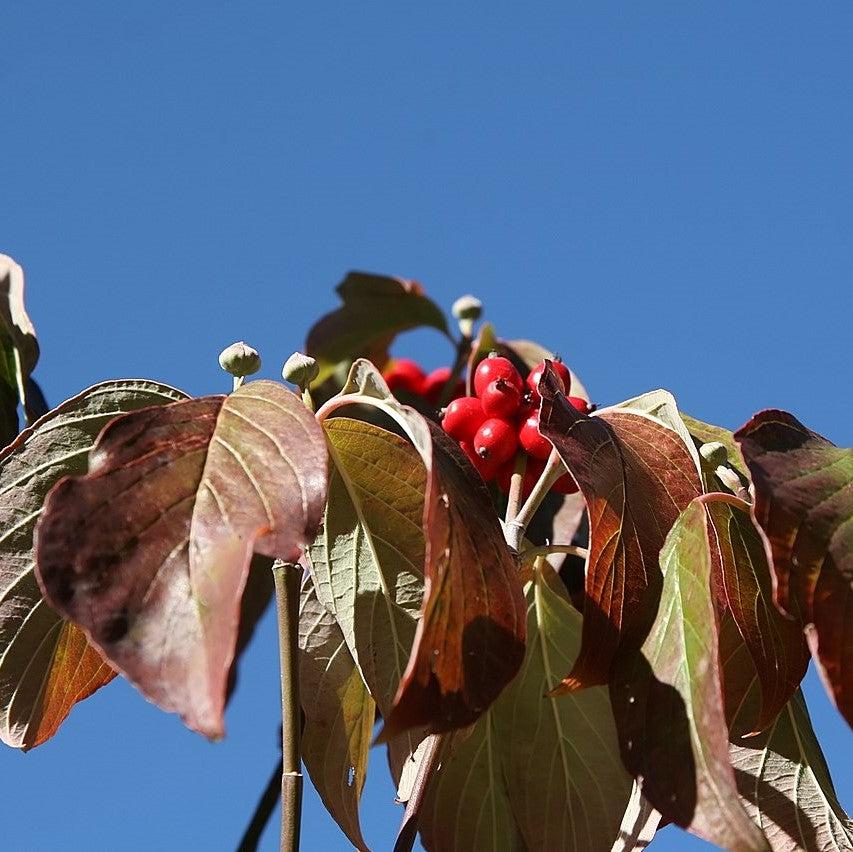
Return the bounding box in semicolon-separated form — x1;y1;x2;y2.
282;352;319;389
218;341;261;378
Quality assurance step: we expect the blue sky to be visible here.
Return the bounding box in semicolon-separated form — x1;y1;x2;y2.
1;3;850;850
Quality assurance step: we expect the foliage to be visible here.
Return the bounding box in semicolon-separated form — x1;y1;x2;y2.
0;259;850;850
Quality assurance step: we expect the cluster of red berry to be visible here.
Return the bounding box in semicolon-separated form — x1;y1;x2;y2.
440;355;591;497
383;359;464;406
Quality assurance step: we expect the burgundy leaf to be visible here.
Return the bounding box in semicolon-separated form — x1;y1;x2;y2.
538;369;703;692
735;410;853;727
35;381;327;738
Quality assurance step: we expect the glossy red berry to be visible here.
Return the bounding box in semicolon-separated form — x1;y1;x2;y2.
459;439;500;481
526;359;571;403
442;397;486;442
518;412;552;460
473;418;517;465
553;470;580;494
473;355;523;399
567;396;593;415
480;378;521;418
383;359;426;395
423;367;464;405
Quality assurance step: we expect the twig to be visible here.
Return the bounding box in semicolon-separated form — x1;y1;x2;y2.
393;734;447;852
504;450;566;552
237;755;284;852
504;453;527;524
272;561;303;852
436;334;473;409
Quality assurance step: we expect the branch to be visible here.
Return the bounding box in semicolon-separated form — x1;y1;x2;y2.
273;561;304;852
393;734;447;852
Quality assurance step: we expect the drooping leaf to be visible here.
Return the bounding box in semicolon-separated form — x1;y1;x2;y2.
305;272;450;385
703;496;808;733
611;780;662;852
721;614;853;851
35;381;327;738
0;379;187;750
317;360;526;738
0;256;40;442
734;410;853;727
609;498;768;851
299;578;373;852
539;375;703;692
420;566;632;851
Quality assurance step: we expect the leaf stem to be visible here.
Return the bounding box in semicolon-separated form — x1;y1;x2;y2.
393;733;447;852
519;543;589;564
272;561;303;852
504;449;566;552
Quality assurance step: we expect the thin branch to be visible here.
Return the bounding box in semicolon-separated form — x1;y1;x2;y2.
504;453;527;525
393;734;447;852
237;755;284;852
504;450;566;552
436;333;473;409
272;561;303;852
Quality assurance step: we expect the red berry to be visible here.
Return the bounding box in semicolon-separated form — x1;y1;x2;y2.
480;378;521;418
442;397;486;442
473;418;517;465
553;471;580;494
526;359;572;404
518;412;552;460
423;366;464;405
473;356;523;399
567;396;593;415
384;359;426;395
459;440;500;481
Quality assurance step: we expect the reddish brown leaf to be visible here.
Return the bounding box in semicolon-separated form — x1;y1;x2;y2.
538;370;703;692
0;379;188;749
316;360;526;738
35;381;327;738
702;495;808;733
734;410;853;727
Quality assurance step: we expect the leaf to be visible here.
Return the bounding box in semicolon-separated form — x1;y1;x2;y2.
721;614;853;851
420;566;632;851
0;256;40;441
538;374;703;692
611;780;662;852
419;713;523;852
0;379;188;750
305;272;450;385
703;496;808;734
35;380;327;738
734;410;853;727
682;413;749;481
299;578;373;852
316;360;526;738
609;498;768;851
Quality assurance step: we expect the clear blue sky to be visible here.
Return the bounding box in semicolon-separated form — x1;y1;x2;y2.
2;3;850;850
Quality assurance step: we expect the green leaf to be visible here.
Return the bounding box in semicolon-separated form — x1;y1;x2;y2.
299;579;373;852
317;360;526;739
735;409;853;727
682;412;749;481
35;380;327;738
308;418;424;715
419;566;632;851
0;256;40;442
539;376;703;692
305;272;450;385
721;614;853;851
703;497;808;734
0;380;187;749
610;498;768;851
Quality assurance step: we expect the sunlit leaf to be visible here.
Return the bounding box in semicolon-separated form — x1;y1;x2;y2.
610;499;768;851
539;375;703;692
703;496;808;733
299;579;373;852
722;614;853;851
735;410;853;727
317;360;526;738
35;381;327;738
0;379;187;749
305;272;450;385
0;256;40;442
420;566;631;851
